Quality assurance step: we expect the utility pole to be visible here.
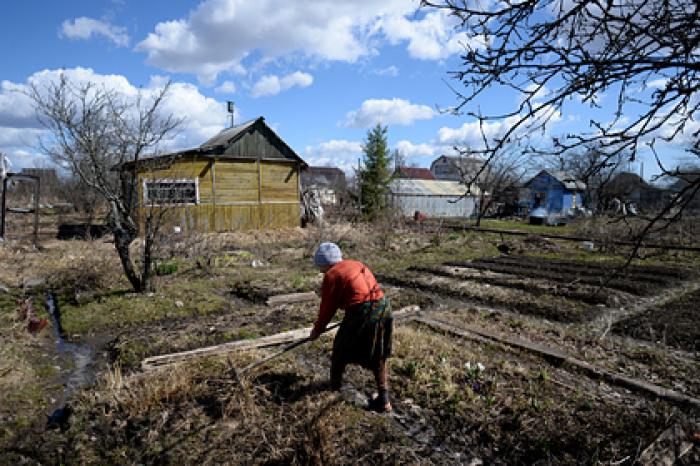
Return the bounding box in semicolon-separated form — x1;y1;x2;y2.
227;101;235;128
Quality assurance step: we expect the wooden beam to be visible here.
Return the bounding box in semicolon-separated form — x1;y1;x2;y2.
266;291;318;306
415;317;700;410
257;158;263;228
637;423;695;465
141;305;420;371
211;158;216;208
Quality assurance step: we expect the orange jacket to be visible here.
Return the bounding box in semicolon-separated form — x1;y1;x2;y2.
313;259;384;333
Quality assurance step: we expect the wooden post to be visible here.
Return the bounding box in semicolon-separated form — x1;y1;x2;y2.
211;158;217;230
297;162;303;227
32;175;39;248
257;158;263;228
0;176;7;241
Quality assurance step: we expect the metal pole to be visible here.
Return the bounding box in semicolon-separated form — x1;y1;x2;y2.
33;176;40;248
0;177;7;241
227;101;235;128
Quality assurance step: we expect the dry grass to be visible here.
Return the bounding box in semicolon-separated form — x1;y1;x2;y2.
1;219;699;464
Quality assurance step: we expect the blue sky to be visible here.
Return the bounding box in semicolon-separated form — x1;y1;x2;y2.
0;0;693;179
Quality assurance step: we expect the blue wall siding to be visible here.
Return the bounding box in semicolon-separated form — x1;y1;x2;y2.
526;172;582;214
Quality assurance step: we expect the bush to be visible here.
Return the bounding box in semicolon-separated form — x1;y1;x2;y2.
155;261;179;276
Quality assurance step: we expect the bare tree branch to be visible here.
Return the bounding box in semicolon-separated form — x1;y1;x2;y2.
26;74;183;292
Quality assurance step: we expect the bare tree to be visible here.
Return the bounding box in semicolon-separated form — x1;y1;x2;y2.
542;144;627;213
56;174;106;225
456;148;528;226
27;75;183;292
423;0;700;249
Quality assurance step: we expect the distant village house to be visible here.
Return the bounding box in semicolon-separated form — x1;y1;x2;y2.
524;170;586;215
300;166;347;206
388;178;479;218
430;155;484;182
602;172;667;213
393;166;435;180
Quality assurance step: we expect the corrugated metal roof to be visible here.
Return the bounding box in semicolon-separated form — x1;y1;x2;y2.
525;170;586;191
549;170;587;190
389;179;480;196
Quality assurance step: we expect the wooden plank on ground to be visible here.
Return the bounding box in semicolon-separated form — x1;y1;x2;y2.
637;423;695;465
266;291;318;306
142;305;420;371
414;317;700;411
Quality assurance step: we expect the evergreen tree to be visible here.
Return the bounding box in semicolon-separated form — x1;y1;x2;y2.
358;123;392;220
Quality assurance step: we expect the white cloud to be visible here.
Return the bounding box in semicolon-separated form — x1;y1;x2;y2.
251;71;313;98
437;116;522;148
344;98;436;127
135;0;468;82
375;66;399;77
60;17;130;47
437;101;565;150
304;139;363;173
521;84;550;104
646;78;668;89
0;80;40;129
215;80;237;94
395;140;436;158
0;67;234;169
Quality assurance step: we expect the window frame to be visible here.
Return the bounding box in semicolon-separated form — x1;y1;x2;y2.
142;178;200;207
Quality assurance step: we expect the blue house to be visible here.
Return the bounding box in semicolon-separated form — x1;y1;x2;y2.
524;170;586;215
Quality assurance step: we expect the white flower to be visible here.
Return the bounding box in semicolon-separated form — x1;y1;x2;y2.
465;361;486;372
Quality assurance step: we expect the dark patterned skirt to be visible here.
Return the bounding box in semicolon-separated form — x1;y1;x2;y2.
331;297;393;372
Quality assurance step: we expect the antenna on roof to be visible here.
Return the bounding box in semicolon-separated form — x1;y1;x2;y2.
227;101;235;128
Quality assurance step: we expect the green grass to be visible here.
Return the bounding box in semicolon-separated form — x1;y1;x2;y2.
154;260;179;276
475;219;576;234
60;278;232;335
366;234;494;274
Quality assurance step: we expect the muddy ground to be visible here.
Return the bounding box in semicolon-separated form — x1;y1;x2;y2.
612;287;700;353
1;220;699;464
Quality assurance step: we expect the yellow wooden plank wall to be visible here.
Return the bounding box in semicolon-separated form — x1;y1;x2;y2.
141;204;300;232
214;160;258;203
137;159;213;204
261;162;298;201
136;158;301;232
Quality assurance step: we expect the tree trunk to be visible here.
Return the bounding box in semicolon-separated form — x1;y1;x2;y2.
476;195;490;227
141;214;155;292
109;199;142;292
113;226;143;292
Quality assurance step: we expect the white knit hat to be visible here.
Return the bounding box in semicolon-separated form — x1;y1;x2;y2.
314;242;342;267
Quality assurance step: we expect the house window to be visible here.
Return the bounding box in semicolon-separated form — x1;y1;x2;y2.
143;179;198;205
535;192;547;207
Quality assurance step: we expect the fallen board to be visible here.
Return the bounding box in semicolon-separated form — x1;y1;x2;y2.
637;423;696;465
415;317;700;411
266;291;318;306
142;305;421;371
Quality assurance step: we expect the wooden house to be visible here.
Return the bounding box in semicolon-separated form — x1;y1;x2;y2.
602;172;667;213
524;170;586;214
119;117;307;232
300;166;347;205
430;155;484;182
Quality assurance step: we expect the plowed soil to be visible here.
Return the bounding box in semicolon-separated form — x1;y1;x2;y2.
613;287;700;353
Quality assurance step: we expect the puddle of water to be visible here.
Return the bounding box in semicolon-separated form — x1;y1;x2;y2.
46;293;94;416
